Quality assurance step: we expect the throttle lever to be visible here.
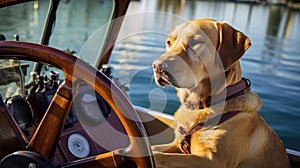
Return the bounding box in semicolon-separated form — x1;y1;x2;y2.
13;34;26;96
14;34;19;41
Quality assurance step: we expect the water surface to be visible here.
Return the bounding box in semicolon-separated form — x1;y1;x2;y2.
0;0;299;151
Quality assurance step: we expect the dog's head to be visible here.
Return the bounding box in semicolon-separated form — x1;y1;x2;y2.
152;19;251;90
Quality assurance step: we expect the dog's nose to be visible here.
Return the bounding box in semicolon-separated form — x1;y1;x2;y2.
152;59;169;73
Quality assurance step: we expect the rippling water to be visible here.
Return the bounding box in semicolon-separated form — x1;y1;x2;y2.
110;0;300;151
1;0;300;151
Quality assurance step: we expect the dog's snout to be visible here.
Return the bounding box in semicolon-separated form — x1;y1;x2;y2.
152;59;169;73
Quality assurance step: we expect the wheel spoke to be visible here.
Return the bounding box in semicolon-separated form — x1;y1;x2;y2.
28;82;73;158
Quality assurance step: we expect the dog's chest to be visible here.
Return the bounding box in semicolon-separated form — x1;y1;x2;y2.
175;106;210;129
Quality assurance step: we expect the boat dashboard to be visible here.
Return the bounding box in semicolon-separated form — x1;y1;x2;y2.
0;60;174;164
0;62;126;162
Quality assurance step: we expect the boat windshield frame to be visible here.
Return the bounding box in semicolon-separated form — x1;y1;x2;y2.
0;0;131;74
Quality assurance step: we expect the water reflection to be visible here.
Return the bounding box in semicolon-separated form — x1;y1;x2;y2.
0;0;113;59
0;1;49;42
152;0;300;41
156;0;186;16
267;6;300;39
267;6;285;36
50;0;113;58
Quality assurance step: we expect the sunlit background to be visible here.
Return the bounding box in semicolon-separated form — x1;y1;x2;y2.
0;0;299;151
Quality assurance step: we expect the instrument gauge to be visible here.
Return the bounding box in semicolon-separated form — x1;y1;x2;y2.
67;133;90;158
6;96;34;132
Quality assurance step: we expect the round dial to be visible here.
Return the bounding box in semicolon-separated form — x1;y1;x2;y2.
67;133;90;158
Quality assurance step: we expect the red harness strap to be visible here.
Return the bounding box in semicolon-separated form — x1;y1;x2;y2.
178;111;239;154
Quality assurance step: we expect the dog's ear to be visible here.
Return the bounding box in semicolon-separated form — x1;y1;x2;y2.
216;21;251;70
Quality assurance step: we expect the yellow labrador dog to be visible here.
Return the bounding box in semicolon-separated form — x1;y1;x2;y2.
152;19;290;167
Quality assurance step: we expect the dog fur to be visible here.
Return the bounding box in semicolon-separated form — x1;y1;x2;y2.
152;18;290;168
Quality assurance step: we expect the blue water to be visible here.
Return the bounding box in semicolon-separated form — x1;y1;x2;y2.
1;0;300;151
109;1;300;151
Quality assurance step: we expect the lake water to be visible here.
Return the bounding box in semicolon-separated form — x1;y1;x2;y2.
1;0;300;151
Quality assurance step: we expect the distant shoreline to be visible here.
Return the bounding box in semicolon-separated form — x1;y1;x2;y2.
194;0;300;10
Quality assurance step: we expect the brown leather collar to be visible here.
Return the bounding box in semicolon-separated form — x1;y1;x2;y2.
178;78;251;154
197;78;251;109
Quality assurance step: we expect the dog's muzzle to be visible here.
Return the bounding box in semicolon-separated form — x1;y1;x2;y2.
152;59;179;87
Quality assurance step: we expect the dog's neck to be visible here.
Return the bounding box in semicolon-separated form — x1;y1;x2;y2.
201;78;250;109
225;61;243;88
178;62;245;109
